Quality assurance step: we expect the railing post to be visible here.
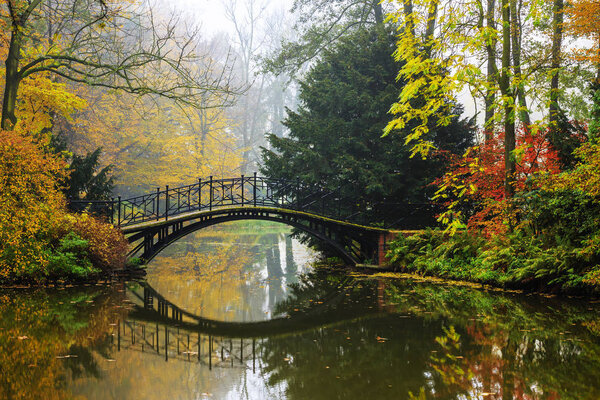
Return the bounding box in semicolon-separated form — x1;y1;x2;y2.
117;196;121;227
241;175;245;206
165;185;169;221
187;183;190;211
209;176;213;211
156;187;160;221
253;172;257;207
110;198;114;225
198;178;201;210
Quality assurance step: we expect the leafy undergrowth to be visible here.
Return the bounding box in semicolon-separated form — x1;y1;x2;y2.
386;228;600;295
0;129;129;285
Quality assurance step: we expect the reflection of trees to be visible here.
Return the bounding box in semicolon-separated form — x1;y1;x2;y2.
260;316;442;400
257;269;439;399
263;233;285;309
257;272;600;399
383;279;600;400
285;235;297;281
147;228;255;320
146;223;311;323
0;286;126;399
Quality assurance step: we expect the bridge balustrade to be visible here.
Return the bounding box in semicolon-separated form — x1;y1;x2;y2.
68;174;440;229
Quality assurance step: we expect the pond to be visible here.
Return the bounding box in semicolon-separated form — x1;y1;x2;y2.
1;221;599;399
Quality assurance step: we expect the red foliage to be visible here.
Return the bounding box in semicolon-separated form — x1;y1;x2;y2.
72;213;128;272
435;127;562;236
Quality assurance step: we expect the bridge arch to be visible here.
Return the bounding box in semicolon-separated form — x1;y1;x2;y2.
124;207;387;265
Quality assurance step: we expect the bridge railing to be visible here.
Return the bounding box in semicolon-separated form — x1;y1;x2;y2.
68;174;440;228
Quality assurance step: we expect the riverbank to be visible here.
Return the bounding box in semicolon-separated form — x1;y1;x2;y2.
0;264;146;288
383;229;600;296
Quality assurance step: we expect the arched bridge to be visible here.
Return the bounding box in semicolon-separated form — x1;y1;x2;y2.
126;281;385;338
71;175;438;265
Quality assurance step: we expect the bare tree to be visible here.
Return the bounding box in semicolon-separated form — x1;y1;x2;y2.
264;0;389;76
222;0;297;173
1;0;236;130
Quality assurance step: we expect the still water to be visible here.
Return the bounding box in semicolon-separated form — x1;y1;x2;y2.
1;221;600;399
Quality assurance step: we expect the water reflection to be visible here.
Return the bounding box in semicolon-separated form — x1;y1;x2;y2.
145;222;315;322
0;223;599;399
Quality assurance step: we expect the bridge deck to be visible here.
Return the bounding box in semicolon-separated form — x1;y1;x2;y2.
121;205;395;235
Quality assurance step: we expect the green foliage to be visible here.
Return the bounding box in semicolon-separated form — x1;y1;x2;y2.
52;135;114;201
262;25;474;223
520;189;600;247
46;232;100;280
589;81;600;140
547;111;587;169
263;0;385;76
387;227;600;294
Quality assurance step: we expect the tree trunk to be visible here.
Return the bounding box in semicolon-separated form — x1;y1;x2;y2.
372;0;383;25
403;0;415;37
500;0;515;199
549;0;564;128
510;0;530;128
484;0;498;136
424;0;439;58
1;31;22;131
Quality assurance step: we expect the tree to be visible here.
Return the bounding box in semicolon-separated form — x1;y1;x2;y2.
1;0;235;130
261;26;474;221
0;128;66;280
59;87;243;195
565;0;600;138
221;0;298;172
385;0;568;200
264;0;388;76
565;0;600;81
549;0;564;129
63;149;114;201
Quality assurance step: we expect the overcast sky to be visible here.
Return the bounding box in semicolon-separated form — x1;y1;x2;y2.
168;0;292;37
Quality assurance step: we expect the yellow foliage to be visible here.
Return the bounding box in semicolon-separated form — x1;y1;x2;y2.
66;87;243;191
385;0;484;158
0;129;68;281
542;142;600;196
15;74;87;141
148;231;254;320
565;0;600;65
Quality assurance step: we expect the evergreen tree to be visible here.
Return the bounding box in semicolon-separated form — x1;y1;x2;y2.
261;26;475;224
52;135;114;202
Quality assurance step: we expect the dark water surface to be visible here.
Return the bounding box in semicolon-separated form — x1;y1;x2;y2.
1;223;600;399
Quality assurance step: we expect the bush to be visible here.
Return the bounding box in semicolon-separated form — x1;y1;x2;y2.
0;130;129;283
520;189;600;246
0;129;67;282
71;213;128;272
386;227;600;294
47;232;100;280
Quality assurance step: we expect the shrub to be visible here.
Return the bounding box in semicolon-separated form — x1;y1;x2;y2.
47;232;100;280
0;129;67;282
520;189;600;246
0;130;129;283
71;213;128;272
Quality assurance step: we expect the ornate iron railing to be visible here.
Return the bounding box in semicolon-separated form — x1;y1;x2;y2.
68;174;440;229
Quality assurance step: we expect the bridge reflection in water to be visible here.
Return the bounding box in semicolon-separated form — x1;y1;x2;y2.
113;319;262;371
109;277;391;371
